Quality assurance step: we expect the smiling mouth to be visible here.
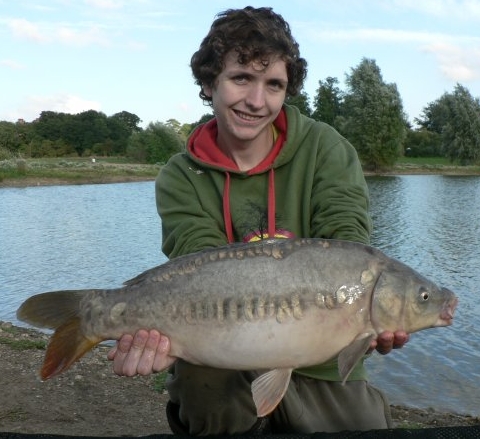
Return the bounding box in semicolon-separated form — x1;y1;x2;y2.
234;110;264;122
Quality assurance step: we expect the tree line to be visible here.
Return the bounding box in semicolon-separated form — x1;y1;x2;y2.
1;57;479;169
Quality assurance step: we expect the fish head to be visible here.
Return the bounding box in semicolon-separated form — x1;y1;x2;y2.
370;265;458;334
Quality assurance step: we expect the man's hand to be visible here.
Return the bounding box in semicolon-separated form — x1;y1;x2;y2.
369;330;410;355
107;329;176;376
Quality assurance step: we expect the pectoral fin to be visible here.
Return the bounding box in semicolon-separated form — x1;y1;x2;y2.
338;334;375;384
251;368;293;417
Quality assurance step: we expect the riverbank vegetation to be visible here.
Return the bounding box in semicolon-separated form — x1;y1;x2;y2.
1;58;480;175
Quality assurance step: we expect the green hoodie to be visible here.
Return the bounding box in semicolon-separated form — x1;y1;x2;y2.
155;104;372;381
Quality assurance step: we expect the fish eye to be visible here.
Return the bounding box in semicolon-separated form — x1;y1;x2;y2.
419;288;429;301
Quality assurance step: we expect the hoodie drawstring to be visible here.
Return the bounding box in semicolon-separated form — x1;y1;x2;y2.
223;172;235;243
267;168;276;239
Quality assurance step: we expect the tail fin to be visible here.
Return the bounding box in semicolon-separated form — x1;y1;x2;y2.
17;290;102;380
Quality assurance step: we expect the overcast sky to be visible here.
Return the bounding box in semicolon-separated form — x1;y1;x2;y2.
2;0;480;127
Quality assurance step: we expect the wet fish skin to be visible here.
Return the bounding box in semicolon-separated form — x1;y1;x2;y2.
17;238;458;417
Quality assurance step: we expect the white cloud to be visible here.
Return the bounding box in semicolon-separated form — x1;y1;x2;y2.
1;59;25;70
3;94;102;122
7;18;48;43
33;94;102;114
56;24;111;47
6;17;111;47
391;0;480;21
301;23;480;83
301;25;479;46
423;42;480;81
84;0;124;10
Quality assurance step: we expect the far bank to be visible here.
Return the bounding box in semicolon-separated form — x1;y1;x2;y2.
2;157;480;189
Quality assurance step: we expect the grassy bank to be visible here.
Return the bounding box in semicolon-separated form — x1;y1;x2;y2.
1;157;480;188
374;157;480;176
0;157;160;187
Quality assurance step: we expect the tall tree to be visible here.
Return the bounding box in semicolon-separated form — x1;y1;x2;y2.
311;77;343;128
188;113;215;134
341;58;407;170
0;121;33;155
127;122;183;164
416;84;480;164
285;90;312;117
404;129;442;157
106;111;141;155
110;111;142;133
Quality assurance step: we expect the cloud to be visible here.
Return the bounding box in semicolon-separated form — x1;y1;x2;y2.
422;42;480;81
32;94;102;114
3;94;102;122
1;59;25;70
301;23;480;83
391;0;480;21
84;0;124;10
7;18;48;43
301;25;478;46
6;17;112;47
56;25;111;47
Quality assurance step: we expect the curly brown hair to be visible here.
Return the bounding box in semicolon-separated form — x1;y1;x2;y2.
190;6;308;103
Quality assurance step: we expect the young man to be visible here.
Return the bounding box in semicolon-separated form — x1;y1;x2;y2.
108;7;408;434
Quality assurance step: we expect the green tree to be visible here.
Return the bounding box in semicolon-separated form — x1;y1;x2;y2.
0;120;36;156
417;84;480;164
311;77;343;128
34;110;118;157
165;119;182;134
285;90;312;117
188;113;215;134
404;129;442;157
110;111;142;133
415;99;451;135
178;123;193;142
127;121;183;164
34;111;68;142
106;111;141;155
0;121;20;153
341;58;407;170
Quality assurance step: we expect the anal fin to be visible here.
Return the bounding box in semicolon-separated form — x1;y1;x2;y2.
251;368;293;417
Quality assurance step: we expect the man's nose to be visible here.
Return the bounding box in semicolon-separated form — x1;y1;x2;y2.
245;83;266;109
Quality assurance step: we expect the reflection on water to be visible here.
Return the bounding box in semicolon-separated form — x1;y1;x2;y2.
0;177;479;416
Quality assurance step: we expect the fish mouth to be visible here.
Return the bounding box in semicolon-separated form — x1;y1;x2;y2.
436;290;458;327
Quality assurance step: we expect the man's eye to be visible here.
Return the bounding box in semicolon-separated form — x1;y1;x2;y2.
269;81;285;91
233;76;248;84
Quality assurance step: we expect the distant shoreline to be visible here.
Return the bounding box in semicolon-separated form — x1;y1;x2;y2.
0;174;155;188
1;160;479;189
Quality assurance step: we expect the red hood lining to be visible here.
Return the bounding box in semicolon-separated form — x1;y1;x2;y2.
187;108;287;244
187;108;287;174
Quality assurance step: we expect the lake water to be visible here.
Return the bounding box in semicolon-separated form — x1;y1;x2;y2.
0;177;479;416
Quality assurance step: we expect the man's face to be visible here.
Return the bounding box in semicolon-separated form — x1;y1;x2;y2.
203;51;288;149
